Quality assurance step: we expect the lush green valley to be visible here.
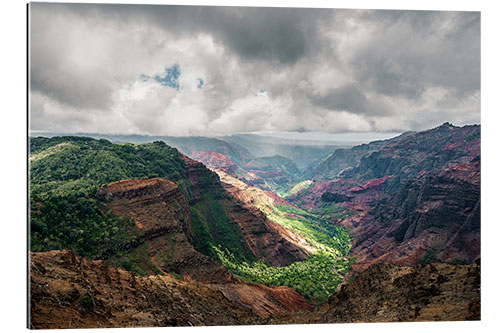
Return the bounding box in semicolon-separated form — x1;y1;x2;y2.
215;201;354;300
214;249;353;301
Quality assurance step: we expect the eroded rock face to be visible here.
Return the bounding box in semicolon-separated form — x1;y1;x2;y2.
207;282;314;318
29;250;261;329
224;199;309;266
272;261;480;324
313;133;411;180
344;158;480;271
180;153;226;204
30;251;480;328
190;151;239;174
29;250;315;327
94;175;313;317
97;178;231;282
321;261;480;323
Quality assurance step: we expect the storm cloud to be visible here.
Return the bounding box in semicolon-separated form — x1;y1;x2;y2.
29;3;480;136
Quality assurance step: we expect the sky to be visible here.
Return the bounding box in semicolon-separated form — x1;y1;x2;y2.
29;2;480;137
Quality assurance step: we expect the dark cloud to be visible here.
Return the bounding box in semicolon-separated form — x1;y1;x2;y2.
33;3;326;65
347;10;480;99
308;85;392;116
200;7;325;64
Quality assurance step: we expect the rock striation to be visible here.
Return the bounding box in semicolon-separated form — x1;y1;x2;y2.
30;250;480;328
95;173;312;318
97;178;231;282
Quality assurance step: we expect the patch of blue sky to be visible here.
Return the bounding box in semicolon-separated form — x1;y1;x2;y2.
154;64;181;90
197;79;204;88
140;64;181;90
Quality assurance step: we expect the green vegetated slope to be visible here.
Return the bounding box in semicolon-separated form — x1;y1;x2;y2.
213;201;354;300
30;137;189;263
29;136;353;301
189;193;257;263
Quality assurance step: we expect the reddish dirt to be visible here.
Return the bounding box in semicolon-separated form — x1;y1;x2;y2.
208;282;314;318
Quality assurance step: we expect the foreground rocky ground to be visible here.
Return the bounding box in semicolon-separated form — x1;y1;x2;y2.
29;250;480;328
29;250;262;328
271;260;480;324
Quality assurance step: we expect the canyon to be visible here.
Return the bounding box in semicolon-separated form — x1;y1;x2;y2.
29;123;481;327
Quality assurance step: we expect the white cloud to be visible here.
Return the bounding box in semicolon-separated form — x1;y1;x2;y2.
30;4;480;136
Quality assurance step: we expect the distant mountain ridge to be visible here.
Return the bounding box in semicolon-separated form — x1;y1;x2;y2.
220;133;347;170
30;132;344;195
312;131;414;180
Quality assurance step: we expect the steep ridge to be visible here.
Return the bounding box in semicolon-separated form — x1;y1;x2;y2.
94;165;314;317
96;178;231;282
29;136;306;269
323;261;480;322
29;127;480;325
313;132;412;180
207;282;314;318
289;123;480;269
215;169;316;255
190;150;302;195
219;133;342;170
64;133;253;165
30;250;479;328
180;154;307;266
275;260;480;324
29;250;262;329
343;123;480;194
161;136;251;164
190;151;239;174
242;155;302;195
210;169;354;301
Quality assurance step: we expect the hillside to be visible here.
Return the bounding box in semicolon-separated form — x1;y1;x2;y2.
33;132;252;164
31;132;328;196
288;123;480;269
29;250;260;328
192;151;303;196
219;134;344;170
214;169;354;299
